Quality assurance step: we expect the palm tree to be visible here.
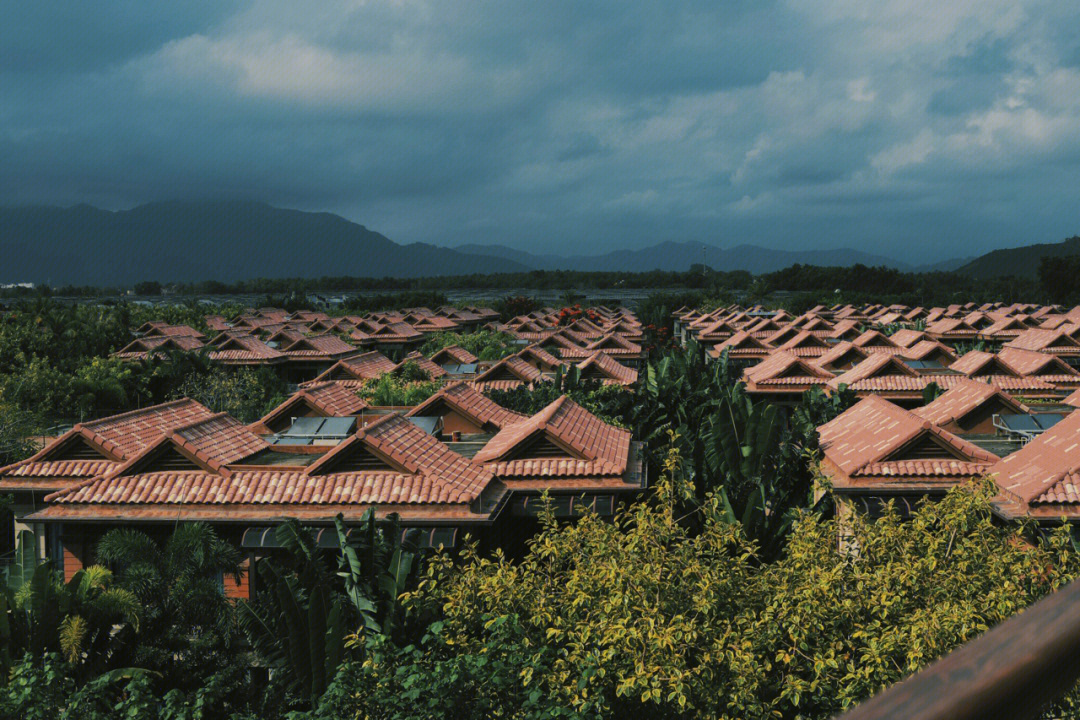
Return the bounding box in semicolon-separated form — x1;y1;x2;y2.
95;523;244;688
3;557;139;681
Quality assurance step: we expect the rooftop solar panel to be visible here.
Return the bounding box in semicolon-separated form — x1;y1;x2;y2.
285;416;326;436
1032;413;1066;431
319;417;356;437
904;360;943;370
998;414;1041;432
407;416;441;435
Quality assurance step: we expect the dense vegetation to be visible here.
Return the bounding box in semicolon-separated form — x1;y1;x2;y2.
4;292;1080;717
13;251;1080;310
4;329;1079;718
419;330;521;361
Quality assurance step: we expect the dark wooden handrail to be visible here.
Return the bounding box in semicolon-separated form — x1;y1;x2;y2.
836;579;1080;720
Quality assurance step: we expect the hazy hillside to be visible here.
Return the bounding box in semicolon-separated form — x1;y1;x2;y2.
0;201;530;286
4;199;1061;286
955;236;1080;279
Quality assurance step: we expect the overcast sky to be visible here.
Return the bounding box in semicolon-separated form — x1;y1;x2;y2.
3;1;1080;261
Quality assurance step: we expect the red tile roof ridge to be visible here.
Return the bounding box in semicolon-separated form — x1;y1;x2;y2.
79;397;210;431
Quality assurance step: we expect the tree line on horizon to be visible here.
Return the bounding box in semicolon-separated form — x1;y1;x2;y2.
5;255;1079;307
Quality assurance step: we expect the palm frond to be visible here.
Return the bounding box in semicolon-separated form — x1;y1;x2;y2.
59;614;87;663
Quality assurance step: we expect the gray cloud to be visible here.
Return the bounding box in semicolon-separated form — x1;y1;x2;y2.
2;0;1079;263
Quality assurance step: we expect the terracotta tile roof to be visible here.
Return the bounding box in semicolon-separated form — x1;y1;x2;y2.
281;334;357;358
517;345;566;371
407;315;461;333
576;350;639;386
774;330;829;355
819;395;996;480
745;317;785;334
406;381;526;429
49;413;493;508
960;311;995;330
695;318;741;341
992;411;1080;505
429;345;479;365
926;318;979;338
800;316;835;332
537;330;589;355
368;322;424;342
713;331;773;356
1;459;116;480
255;382;370;432
949;350;1020;377
471;379;531;392
473;356;545;385
980;316;1031;338
396;351;449;379
814;341;869;372
901;340;957;363
208;328;253;345
112;335;206;359
207;335;285;363
889;329;928;348
912;378;1027;428
313;351;398;382
0;399;217;486
566;318;608;337
553;333;643;359
1004;329;1080;354
205;316;230;332
1065;388;1080;408
873;311;904;325
264;328;308;346
852;330;901;351
79;399;217;459
473;396;631;478
998;347;1080;379
166;413;269;466
140;323;205;339
762;325;802;346
828;319;862;340
744;351;834;389
286;311;329;323
306;317;350;333
829;354;919;388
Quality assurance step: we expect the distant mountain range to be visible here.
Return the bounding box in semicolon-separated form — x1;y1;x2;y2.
0;200;1070;285
452;242;906;274
954;236;1080;279
0;201;532;286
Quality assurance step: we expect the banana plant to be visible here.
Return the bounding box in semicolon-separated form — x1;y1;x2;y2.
238;511;423;708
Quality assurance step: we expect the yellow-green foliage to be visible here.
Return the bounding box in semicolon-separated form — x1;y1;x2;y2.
327;451;1079;720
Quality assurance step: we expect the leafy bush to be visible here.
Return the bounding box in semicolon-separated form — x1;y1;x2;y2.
392;361;432;383
171;366;290;423
314;464;1080;720
358;375;442;406
419;330;520;361
0;404;45;465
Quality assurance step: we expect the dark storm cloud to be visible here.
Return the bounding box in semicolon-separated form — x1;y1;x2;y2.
2;0;1079;262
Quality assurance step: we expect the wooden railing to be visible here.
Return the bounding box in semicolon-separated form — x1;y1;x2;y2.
836;579;1080;720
